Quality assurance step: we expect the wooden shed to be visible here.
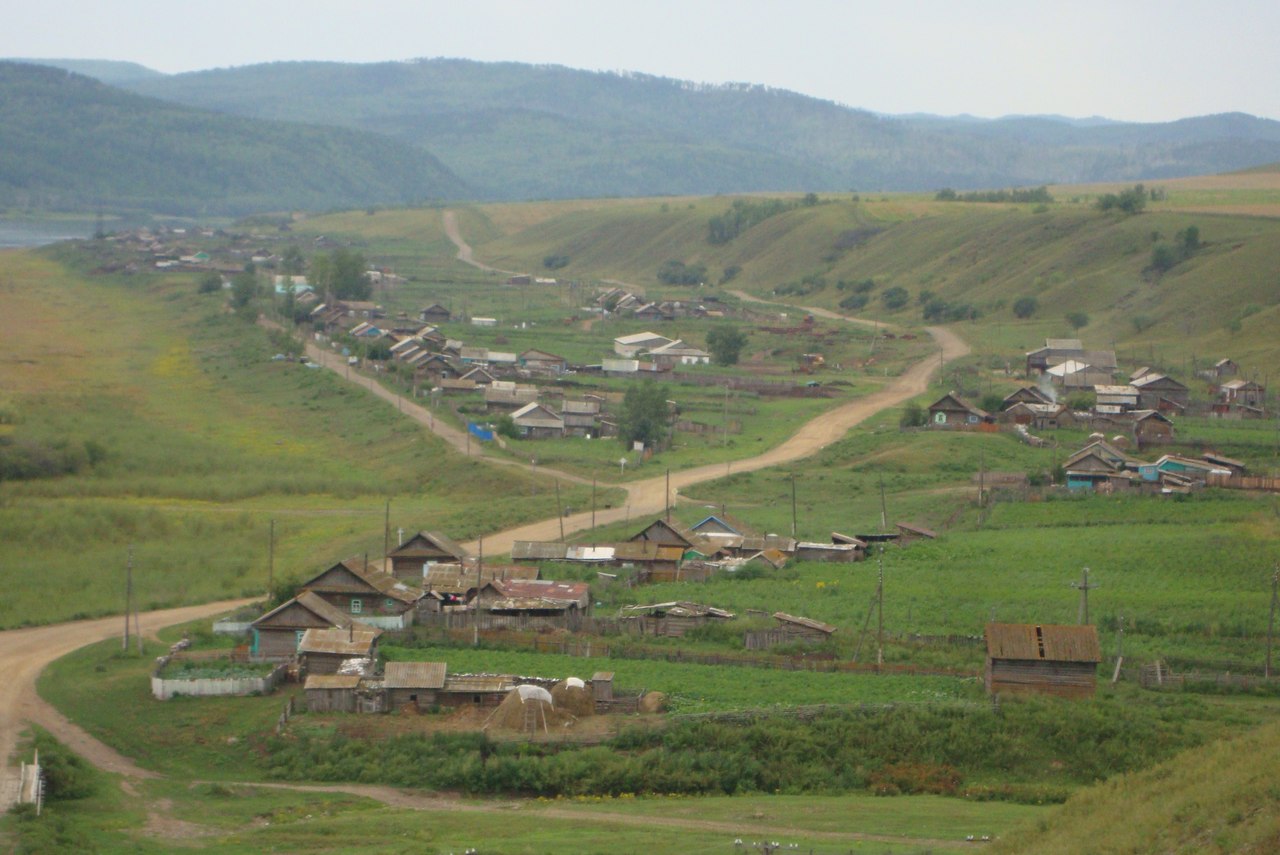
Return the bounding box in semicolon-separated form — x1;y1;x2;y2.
984;623;1101;698
772;612;838;643
384;661;447;711
298;626;381;675
619;602;735;637
304;674;361;713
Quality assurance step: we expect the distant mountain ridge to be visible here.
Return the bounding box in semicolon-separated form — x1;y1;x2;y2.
0;62;469;216
111;58;1280;200
10;57;1280;210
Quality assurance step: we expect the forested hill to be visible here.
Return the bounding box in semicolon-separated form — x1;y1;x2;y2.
0;62;470;216
120;58;1280;201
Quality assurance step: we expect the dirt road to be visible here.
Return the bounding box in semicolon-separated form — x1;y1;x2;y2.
0;599;256;810
441;210;518;276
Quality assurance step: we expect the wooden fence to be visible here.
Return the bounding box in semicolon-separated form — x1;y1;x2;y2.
1206;473;1280;492
1138;662;1279;691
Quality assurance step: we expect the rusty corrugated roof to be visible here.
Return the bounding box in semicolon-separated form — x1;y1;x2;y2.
298;627;381;656
773;612;837;634
985;623;1101;663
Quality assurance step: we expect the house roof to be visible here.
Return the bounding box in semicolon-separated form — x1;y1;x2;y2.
985;623;1101;663
388;531;469;561
483;579;590;607
424;563;539;594
298;627;382;656
251;591;361;631
511;402;563;427
773;612;837;634
621;602;735;619
1132;373;1188;391
928;392;989;418
830;532;868;547
614;331;673;347
895;522;937;538
1044;338;1083;351
384;661;447;690
302;559;423;605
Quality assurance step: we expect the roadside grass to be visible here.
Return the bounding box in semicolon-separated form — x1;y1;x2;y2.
993;715;1280;854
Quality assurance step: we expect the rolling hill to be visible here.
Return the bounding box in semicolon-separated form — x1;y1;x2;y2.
0;62;469;216
116;58;1280;201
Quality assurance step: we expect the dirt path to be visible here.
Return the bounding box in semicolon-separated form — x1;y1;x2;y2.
0;598;257;810
441;210;519;276
233;782;960;848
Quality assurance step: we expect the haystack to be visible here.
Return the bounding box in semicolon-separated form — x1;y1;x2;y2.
550;678;595;718
484;684;569;733
639;691;668;713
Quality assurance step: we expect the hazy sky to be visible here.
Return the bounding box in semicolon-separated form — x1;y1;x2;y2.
7;0;1279;122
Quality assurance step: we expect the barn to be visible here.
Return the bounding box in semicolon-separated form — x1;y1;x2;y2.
984;623;1101;698
384;661;447;711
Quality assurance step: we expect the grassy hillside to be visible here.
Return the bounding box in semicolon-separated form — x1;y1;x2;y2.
421;190;1280;370
995;717;1280;853
0;62;469;216
0;246;603;628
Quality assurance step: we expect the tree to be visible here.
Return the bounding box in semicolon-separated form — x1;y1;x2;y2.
1178;225;1200;255
1065;311;1089;331
618;382;671;450
330;249;371;300
881;286;910;310
281;245;305;275
899;401;926;428
1013;296;1038;319
230;270;259;310
705;326;748;365
197;272;222;294
1096;184;1147;214
1150;243;1178;273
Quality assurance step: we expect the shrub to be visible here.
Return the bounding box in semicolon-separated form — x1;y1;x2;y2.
881;286;909;310
1013;296;1038;318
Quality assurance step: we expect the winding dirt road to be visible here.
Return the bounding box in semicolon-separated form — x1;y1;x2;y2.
0;599;256;808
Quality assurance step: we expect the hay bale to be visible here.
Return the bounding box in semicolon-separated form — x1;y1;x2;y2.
550;679;595;718
639;691;667;713
485;685;569;733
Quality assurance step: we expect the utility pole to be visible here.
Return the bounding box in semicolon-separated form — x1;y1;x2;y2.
665;468;671;523
383;499;390;564
1268;567;1278;679
123;545;133;652
1112;613;1125;683
555;480;565;541
591;476;597;530
876;545;885;666
268;519;276;597
790;474;798;539
878;472;888;533
1071;567;1099;624
978;446;986;511
723;384;730;449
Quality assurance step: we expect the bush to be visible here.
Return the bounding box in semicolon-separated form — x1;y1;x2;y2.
839;293;868;311
1013;296;1038;318
542;254;569;270
881;286;909;310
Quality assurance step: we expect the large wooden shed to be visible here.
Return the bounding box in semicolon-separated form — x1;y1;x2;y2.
984;623;1101;698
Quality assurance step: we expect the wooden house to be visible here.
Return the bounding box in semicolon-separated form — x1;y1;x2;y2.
298;626;381;675
926;393;991;429
249;591;366;661
1001;401;1066;430
418;303;451;324
619;602;735;637
484;383;539;411
1000;386;1053;409
1131;373;1190;410
386;532;469;584
772;612;838;643
1219;379;1265;408
629;518;697;548
518;349;568;375
647;340;711;367
1132;410;1175;446
299;559;422;629
1210;358;1239;378
473;579;591;628
384;661;447;711
562;399;601;437
1063;440;1138;491
510;402;565;438
985;623;1101;698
